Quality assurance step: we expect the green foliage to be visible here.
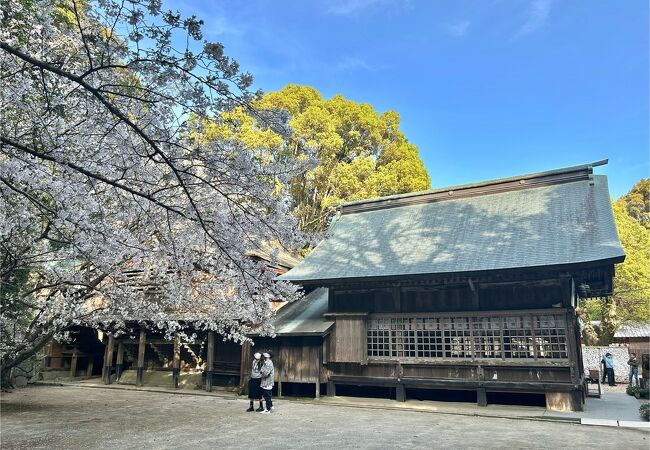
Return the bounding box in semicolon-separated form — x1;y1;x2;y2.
207;84;431;232
618;179;650;230
627;385;640;396
640;403;650;421
612;199;650;322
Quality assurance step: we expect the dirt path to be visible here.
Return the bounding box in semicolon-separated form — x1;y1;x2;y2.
1;386;648;449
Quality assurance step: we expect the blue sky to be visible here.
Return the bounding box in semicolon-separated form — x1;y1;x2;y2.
172;0;648;198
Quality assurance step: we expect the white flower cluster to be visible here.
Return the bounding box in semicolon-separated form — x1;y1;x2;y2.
0;0;307;373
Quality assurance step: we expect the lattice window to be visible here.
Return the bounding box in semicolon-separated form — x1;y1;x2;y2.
445;317;472;358
534;314;568;359
503;316;534;359
391;318;417;358
416;318;444;358
366;313;569;361
472;317;502;359
367;318;391;358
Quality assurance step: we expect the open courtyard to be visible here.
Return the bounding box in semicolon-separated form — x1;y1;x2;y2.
1;386;648;449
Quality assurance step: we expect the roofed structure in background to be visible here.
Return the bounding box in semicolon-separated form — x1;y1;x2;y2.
614;321;650;339
614;321;650;357
279;161;625;284
246;241;302;274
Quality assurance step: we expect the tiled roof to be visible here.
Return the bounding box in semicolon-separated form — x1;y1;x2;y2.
279;164;624;283
614;321;650;338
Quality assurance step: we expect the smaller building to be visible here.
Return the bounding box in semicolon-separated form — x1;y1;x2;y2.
614;321;650;356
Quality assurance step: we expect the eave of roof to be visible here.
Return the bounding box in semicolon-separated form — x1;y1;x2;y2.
249;288;333;337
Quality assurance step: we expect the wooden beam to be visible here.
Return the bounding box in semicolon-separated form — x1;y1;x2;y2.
396;384;406;402
69;351;78;378
172;333;180;388
477;387;487;407
393;286;401;312
103;335;115;384
327;380;336;396
86;358;94;378
136;329;146;386
115;342;125;381
315;345;321;399
238;340;248;393
205;331;214;392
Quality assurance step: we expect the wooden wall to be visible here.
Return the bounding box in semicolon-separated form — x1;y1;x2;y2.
244;336;325;384
329;277;571;314
329;314;367;364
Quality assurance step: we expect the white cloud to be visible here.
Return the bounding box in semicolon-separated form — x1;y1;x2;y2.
335;57;376;72
325;0;407;16
515;0;552;37
445;20;471;38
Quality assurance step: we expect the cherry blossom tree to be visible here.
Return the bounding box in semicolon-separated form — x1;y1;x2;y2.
0;0;307;383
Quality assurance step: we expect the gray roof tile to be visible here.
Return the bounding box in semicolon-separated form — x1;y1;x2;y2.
279;173;624;282
614;321;650;338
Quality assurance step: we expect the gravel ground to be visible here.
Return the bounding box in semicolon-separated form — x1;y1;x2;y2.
1;385;648;449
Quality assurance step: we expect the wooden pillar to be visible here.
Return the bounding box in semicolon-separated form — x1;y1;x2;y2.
565;310;579;385
115;342;125;381
477;387;487;407
69;351;78;378
315;345;321;399
136;329;146;387
277;380;283;398
101;343;107;381
396;383;406;402
469;278;479;310
205;331;214;392
239;340;248;393
43;341;52;370
86;358;94;378
103;335;115;384
172;333;180;388
327;380;336;397
392;286;401;312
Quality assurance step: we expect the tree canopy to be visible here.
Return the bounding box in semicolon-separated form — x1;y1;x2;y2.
580;180;650;344
205;84;431;232
0;0;305;381
618;178;650;230
611;196;650;322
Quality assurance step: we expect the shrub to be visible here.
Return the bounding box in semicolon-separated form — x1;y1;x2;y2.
627;385;640;396
640;403;650;421
638;388;650;399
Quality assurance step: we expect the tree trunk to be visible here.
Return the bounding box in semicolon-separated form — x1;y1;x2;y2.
1;330;56;388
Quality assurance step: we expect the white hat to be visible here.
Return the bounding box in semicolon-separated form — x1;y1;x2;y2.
253;352;261;359
262;352;270;358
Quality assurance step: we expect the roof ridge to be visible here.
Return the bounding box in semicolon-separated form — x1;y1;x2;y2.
340;160;607;215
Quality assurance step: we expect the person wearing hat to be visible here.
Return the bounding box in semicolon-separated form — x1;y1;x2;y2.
246;352;264;412
259;350;275;413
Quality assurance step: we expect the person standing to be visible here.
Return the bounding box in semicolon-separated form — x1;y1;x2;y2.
628;352;640;387
260;351;275;414
602;353;616;386
246;352;264;412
